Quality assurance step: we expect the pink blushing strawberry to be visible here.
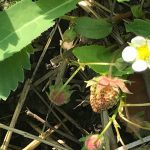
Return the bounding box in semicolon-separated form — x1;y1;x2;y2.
50;91;66;106
85;134;103;150
48;83;72;106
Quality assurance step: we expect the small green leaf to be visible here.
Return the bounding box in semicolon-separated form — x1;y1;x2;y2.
73;45;112;74
0;47;30;100
114;58;134;76
81;147;87;150
79;136;86;142
125;19;150;37
74;17;112;39
63;27;77;42
131;5;143;18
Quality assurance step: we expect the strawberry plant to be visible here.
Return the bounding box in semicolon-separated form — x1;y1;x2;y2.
0;0;150;150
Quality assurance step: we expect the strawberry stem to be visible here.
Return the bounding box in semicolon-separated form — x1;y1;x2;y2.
61;65;82;91
119;100;150;130
113;119;126;147
123;103;150;107
96;100;122;140
79;62;116;66
119;112;150;130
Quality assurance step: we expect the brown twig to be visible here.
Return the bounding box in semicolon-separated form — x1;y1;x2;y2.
1;22;59;150
54;106;88;135
30;21;59;82
26;109;46;124
1;79;31;150
27;121;72;150
32;69;57;88
26;108;73;136
23;120;72;150
51;109;74;136
0;123;67;150
32;88;81;145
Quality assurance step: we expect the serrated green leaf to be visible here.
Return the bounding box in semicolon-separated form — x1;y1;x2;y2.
0;48;30;100
73;45;112;74
0;0;78;61
74;17;112;39
125;19;150;37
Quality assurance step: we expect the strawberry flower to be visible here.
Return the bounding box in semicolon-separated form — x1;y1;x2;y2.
122;36;150;72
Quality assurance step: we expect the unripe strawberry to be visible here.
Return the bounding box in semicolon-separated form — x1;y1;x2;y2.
86;76;131;112
48;83;72;106
90;85;119;112
63;28;77;42
84;134;104;150
60;27;77;50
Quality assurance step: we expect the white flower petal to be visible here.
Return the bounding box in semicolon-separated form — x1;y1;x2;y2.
146;58;150;68
147;39;150;51
131;36;146;47
132;60;148;72
122;46;137;62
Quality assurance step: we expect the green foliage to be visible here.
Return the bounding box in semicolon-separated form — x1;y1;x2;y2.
79;136;86;142
125;19;150;37
131;5;143;18
73;45;112;74
0;0;79;100
0;47;30;100
0;0;78;61
63;27;77;41
115;58;134;76
74;17;112;39
73;45;133;76
81;147;87;150
0;0;77;100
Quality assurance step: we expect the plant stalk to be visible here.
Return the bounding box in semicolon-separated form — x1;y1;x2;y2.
123;103;150;107
61;65;81;90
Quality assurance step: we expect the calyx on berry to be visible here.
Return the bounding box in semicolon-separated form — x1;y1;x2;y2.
86;76;131;94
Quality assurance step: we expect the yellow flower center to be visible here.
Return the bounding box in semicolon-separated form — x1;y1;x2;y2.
137;44;150;61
